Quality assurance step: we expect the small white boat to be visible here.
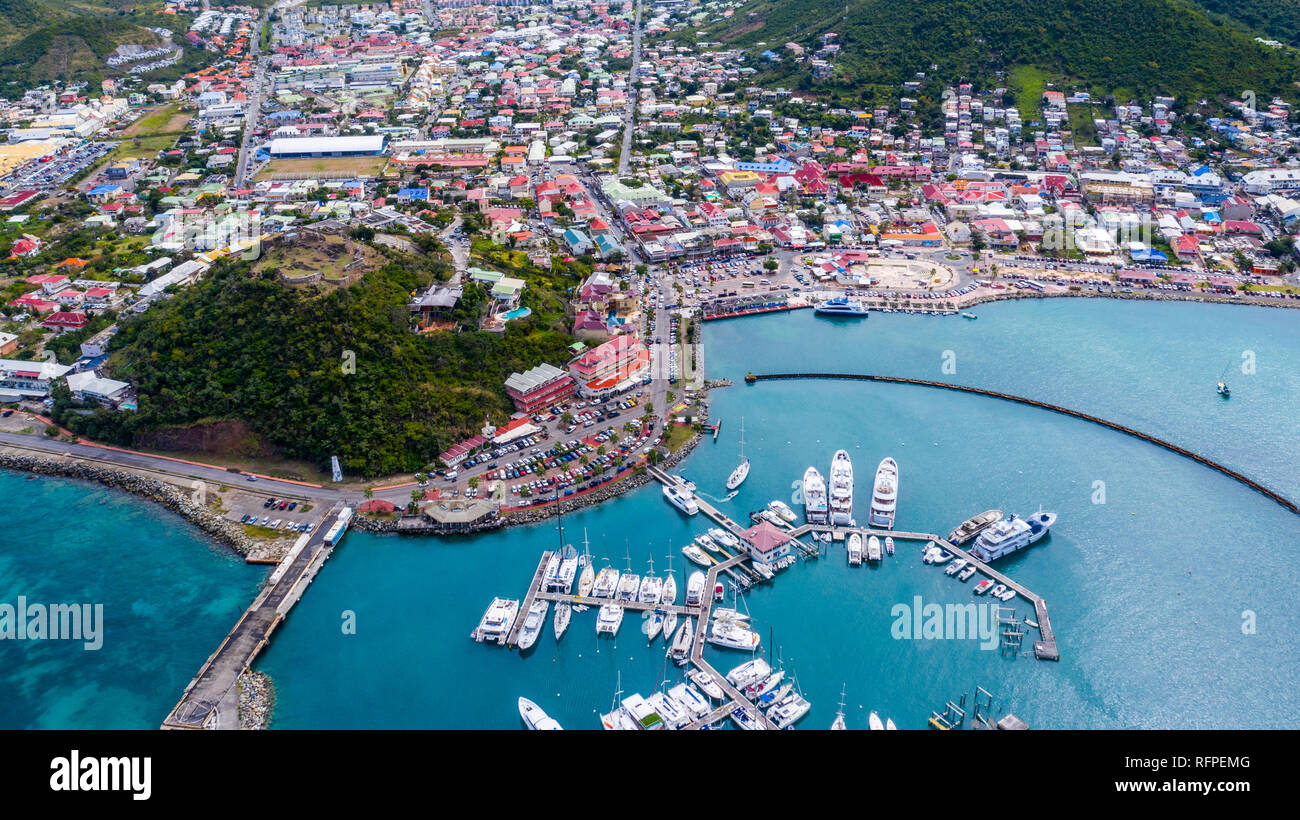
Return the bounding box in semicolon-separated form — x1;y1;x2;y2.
694;533;717;552
711;607;751;622
713;582;725;602
884;536;894;556
682;544;713;566
869;711;885;730
751;562;774;580
553;602;571;641
866;535;882;562
708;528;740;549
847;533;862;566
670;617;694;664
973;579;994;596
997;588;1017;602
689;669;724;700
886;717;898;730
517;600;547;650
685;570;706;606
946;557;967;576
1025;618;1039;628
958;564;978;582
931;549;953;565
644;611;664;641
519;696;562;730
990;583;1007;598
767;500;797;522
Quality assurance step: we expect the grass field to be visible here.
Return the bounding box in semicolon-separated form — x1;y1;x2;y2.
1068;104;1100;147
1008;65;1052;123
256;155;389;180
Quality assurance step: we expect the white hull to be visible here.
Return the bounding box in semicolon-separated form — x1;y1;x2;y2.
828;450;854;527
802;466;828;524
868;457;898;529
519;697;562;730
553;602;571;641
726;458;750;491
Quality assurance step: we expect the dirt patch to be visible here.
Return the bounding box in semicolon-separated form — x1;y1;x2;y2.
135;418;278;459
253;229;382;289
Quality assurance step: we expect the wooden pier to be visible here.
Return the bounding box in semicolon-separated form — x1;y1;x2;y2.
506;550;554;647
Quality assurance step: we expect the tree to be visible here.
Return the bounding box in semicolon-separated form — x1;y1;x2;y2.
364;486;374;500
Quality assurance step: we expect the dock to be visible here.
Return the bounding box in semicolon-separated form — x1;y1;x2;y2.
506;550;554;647
162;505;352;729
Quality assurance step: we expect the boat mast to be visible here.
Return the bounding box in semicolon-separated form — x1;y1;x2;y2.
738;416;745;460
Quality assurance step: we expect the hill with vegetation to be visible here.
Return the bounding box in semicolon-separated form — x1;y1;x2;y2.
54;240;582;478
1191;0;1300;48
698;0;1299;108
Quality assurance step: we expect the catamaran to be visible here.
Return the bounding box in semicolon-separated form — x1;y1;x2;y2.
517;599;547;650
868;457;898;529
616;547;640;601
709;616;761;651
726;658;772;689
802;466;828;524
828;450;854;526
553;601;571;641
596;603;624;635
637;556;662;604
473;597;519;645
726;417;751;491
591;561;620;598
519;697;563;730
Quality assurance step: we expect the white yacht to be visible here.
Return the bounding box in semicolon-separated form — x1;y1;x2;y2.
600;674;639;730
831;686;848;730
577;532;595;597
770;693;812;729
997;588;1017;602
709;527;741;549
694;533;718;552
745;669;786;701
710;607;750;622
637;558;663;604
553;602;571;641
591;564;620;598
663;484;699;516
847;532;863;566
473;598;519;645
958;564;978;582
828;450;854;526
886;718;898;730
731;705;767;730
726;658;773;689
690;669;724;700
661;566;677;605
866;535;882;563
709;617;761;651
869;711;885;730
616;550;640;601
644;611;664;642
547;544;579;593
685;570;706;606
970;510;1057;562
518;697;562;730
682;544;713;566
670;617;694;664
767;500;797;523
725;417;750;491
802;466;828;524
946;557;967;576
648;690;689;729
669;682;711;720
814;295;870;316
868;457;898;529
596;603;624;635
517;600;547;650
620;693;666;730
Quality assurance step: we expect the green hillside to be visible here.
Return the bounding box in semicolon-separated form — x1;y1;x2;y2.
700;0;1299;107
1191;0;1300;48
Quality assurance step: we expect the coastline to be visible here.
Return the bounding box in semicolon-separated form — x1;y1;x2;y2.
0;451;259;556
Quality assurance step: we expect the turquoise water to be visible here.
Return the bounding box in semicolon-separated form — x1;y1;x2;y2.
258;299;1300;729
503;307;532;321
0;472;262;729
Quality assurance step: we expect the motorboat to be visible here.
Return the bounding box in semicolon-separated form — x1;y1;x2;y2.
884;536;894;556
997;588;1017;602
957;564;978;582
828;450;854;526
866;535;881;562
685;570;706;606
751;562;774;580
517;600;548;650
553;602;571;641
682;544;713;566
947;510;1003;545
847;532;862;566
869;711;885;730
946;558;967;576
713;582;725;602
802;466;828;524
663;483;700;515
473;598;519;645
519;697;562;730
814;295;870;316
767;500;797;523
708;527;740;549
868;457;898;529
970;510;1056;562
932;549;953;565
690;670;724;700
990;584;1007;598
596;603;624;635
695;533;717;551
973;579;994;596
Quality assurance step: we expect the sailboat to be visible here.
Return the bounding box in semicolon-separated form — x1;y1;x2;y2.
577;529;595;597
661;551;678;642
725;416;750;491
553;601;571;641
1217;359;1231;397
831;684;847;730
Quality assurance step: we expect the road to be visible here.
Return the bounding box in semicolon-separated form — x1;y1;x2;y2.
232;8;267;189
617;0;643;176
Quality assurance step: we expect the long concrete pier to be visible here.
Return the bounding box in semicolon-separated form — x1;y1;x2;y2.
163;504;352;729
746;372;1298;515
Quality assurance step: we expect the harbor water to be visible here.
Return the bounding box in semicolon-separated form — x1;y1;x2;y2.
2;298;1297;728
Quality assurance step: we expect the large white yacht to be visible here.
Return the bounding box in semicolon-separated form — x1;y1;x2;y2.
517;599;547;650
663;484;700;516
473;597;519;645
519;697;563;730
814;296;870;316
591;564;620;598
868;457;898;529
708;616;761;651
596;603;625;636
802;466;828;524
970;510;1057;562
828;450;854;526
685;570;706;606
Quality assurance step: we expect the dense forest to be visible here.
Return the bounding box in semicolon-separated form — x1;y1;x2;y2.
57;252;579;478
1191;0;1300;48
702;0;1299;106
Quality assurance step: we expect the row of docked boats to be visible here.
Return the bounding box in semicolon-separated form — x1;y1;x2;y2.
920;540;1016;602
726;658;812;729
830;687;897;730
599;672;728;730
846;533;889;565
802;453;898;529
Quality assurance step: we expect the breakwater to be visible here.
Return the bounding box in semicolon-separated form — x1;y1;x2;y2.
0;451;260;553
744;373;1299;515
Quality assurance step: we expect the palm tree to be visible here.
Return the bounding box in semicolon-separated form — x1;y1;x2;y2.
363;486;374;500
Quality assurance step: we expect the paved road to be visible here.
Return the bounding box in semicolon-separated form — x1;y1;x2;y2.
233;8;267;189
617;0;643;176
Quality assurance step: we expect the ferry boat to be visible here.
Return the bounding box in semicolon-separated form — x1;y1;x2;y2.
519;697;562;730
690;669;725;700
866;535;882;563
553;602;571;641
767;500;797;523
828;450;854;526
685;570;706;606
473;598;519;645
847;533;862;566
596;603;624;635
670;617;694;664
726;417;750;491
815;296;870;316
957;564;978;582
969;510;1057;562
947;509;1003;545
591;565;620;598
663;483;700;516
802;466;828;524
682;544;712;567
709;527;740;549
868;457;898;529
973;579;994;596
